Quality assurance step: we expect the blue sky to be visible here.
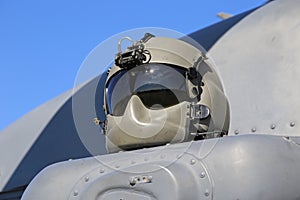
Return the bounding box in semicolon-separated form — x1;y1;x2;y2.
0;1;264;130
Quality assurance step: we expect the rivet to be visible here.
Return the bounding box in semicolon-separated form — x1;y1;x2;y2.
144;157;149;161
160;154;166;159
131;160;136;164
251;127;256;132
84;176;89;182
234;130;239;135
200;172;206;178
129;178;136;186
115;165;120;168
99;169;105;173
271;124;276;130
204;189;210;196
73;190;79;196
290;122;295;127
190;159;196;165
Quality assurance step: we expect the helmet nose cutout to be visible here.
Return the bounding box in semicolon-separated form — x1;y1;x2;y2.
126;95;151;124
115;95;168;139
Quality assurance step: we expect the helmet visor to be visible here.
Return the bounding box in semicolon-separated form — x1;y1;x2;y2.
106;63;193;116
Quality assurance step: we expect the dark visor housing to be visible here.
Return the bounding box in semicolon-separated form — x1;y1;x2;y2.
105;63;198;116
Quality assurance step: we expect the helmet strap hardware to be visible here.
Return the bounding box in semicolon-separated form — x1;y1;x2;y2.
93;118;107;135
188;103;210;120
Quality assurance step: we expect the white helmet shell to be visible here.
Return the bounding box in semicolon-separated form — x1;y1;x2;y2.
104;34;229;153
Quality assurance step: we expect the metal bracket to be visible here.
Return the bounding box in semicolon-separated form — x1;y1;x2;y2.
114;33;154;69
93;118;107;134
189;103;210;120
129;175;153;186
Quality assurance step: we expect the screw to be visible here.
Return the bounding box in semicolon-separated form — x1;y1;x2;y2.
84;176;89;182
190;159;196;165
73;190;79;196
204;190;210;196
251;127;256;132
234;130;239;135
99;169;105;173
290;122;295;127
271;124;276;130
200;172;206;178
129;178;136;186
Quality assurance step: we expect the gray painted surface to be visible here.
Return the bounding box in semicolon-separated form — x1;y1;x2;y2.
0;89;73;191
21;135;300;200
209;0;300;136
0;76;107;193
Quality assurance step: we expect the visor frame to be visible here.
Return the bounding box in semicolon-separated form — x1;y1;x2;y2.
105;63;198;116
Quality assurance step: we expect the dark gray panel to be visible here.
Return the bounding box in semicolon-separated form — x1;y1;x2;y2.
4;74;107;192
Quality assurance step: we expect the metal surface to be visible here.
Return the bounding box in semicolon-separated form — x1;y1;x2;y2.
209;0;300;136
21;134;300;200
0;76;107;193
0;90;73;191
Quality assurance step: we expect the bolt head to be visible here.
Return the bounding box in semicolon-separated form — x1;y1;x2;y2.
200;172;206;178
129;178;137;186
271;124;276;129
204;190;210;196
290;122;295;127
190;159;196;165
73;190;79;196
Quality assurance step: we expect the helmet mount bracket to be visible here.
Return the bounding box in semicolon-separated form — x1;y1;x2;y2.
114;33;154;69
